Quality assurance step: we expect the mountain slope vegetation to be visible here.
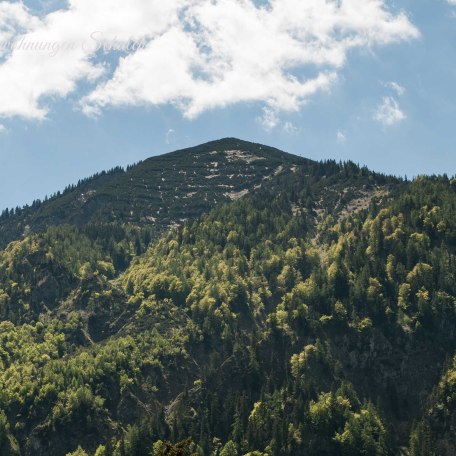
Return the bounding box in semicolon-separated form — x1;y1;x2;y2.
0;139;454;456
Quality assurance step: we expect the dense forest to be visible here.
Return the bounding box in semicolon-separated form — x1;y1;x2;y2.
0;139;454;455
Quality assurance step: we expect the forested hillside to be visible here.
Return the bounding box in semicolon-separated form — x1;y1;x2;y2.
0;139;454;456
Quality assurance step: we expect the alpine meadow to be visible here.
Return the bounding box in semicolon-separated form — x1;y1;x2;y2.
0;138;455;456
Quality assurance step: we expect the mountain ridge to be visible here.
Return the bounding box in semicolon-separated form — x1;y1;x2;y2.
0;137;398;251
0;138;309;247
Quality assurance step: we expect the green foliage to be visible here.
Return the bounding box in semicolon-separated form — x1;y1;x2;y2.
334;404;388;455
66;447;89;456
0;143;454;456
220;440;238;456
151;438;196;456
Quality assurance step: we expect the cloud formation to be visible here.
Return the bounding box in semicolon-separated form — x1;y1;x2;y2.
0;0;420;120
283;121;299;135
383;81;406;97
373;96;406;126
337;129;347;143
0;2;39;48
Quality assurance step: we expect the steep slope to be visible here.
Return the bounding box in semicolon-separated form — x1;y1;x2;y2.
4;140;454;456
113;176;456;455
0;173;454;455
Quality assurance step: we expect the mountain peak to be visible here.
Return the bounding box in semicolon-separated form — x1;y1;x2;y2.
0;138;395;251
154;137;308;164
0;139;307;247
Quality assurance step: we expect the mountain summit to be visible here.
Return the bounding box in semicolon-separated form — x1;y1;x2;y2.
0;138;394;250
0;138;308;247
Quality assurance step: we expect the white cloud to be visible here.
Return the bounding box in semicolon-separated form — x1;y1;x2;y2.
337;129;347;142
0;1;184;119
0;2;40;48
258;107;280;131
373;96;406;126
383;81;406;96
0;123;7;133
0;0;420;120
165;128;175;144
283;121;299;134
257;112;299;133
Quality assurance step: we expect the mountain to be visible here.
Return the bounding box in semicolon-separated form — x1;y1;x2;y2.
0;138;396;249
0;139;454;456
0;139;309;249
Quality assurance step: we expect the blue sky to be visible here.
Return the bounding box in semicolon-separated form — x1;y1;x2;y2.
0;0;455;210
